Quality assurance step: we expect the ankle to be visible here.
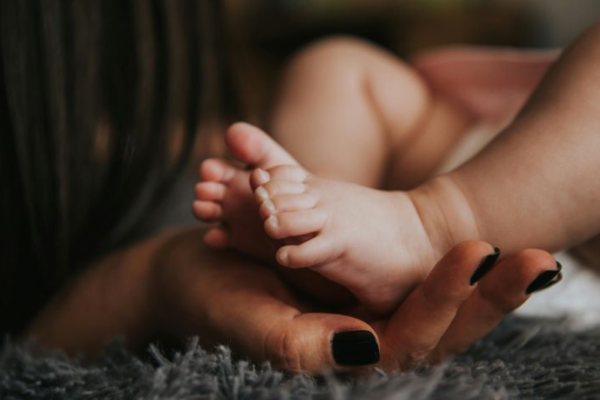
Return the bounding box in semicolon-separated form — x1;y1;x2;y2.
407;176;481;260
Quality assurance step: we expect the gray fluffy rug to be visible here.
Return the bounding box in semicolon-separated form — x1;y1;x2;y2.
2;317;600;400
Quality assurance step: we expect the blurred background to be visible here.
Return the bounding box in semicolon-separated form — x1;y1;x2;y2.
161;0;600;229
221;0;600;122
219;0;600;325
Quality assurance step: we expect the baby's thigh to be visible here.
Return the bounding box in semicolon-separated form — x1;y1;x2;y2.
275;36;443;187
282;36;433;138
279;37;476;190
291;38;476;188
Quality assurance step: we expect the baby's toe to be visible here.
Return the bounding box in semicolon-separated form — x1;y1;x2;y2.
264;209;328;240
258;193;319;219
254;181;306;203
192;201;223;222
195;182;226;202
276;237;334;268
225;122;297;168
250;168;272;189
199;158;236;183
250;165;308;189
203;227;230;249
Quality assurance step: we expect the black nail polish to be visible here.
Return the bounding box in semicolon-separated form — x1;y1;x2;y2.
332;330;380;366
538;272;563;292
470;247;501;285
526;262;563;294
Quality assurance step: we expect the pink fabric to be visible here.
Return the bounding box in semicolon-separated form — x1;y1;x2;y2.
412;47;561;122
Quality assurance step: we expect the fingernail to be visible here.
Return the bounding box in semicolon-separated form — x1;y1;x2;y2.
526;261;563;294
332;330;380;366
255;186;269;201
470;247;501;285
263;200;276;214
257;168;270;184
537;271;563;292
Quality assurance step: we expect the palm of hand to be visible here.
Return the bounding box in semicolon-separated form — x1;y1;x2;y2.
153;228;555;374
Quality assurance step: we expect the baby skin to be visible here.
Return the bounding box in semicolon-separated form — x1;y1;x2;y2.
193;29;600;314
195;123;441;314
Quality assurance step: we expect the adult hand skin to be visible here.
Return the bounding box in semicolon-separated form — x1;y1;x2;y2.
28;226;559;373
153;228;560;374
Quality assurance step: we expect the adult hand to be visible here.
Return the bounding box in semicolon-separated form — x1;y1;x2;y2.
154;228;561;374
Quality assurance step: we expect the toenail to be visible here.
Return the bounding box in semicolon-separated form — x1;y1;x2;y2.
257;168;271;184
268;215;278;228
264;200;276;214
256;186;269;201
277;249;288;265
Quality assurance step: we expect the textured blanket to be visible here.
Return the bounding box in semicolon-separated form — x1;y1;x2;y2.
2;316;600;400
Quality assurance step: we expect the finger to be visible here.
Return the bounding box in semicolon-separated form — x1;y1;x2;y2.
264;313;380;374
379;241;498;371
209;265;380;374
430;249;561;362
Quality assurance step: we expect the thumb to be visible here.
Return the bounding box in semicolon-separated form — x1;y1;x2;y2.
261;312;380;374
193;250;380;374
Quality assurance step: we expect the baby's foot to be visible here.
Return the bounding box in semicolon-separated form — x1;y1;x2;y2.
194;123;360;305
249;165;453;314
193;123;297;261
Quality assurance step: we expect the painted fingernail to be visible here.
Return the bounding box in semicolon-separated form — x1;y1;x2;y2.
470;247;501;285
332;330;380;366
257;168;271;184
537;272;563;292
255;186;269;201
263;200;276;214
526;261;563;294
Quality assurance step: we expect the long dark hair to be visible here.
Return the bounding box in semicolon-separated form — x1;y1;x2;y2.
0;0;235;334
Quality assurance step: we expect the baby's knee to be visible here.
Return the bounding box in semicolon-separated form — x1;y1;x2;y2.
283;36;399;83
290;36;374;68
282;36;424;98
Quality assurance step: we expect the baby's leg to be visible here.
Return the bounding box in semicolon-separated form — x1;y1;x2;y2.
195;39;474;279
412;47;559;124
194;123;299;260
195;38;459;259
420;21;600;257
398;46;558;180
247;42;568;313
269;37;473;190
